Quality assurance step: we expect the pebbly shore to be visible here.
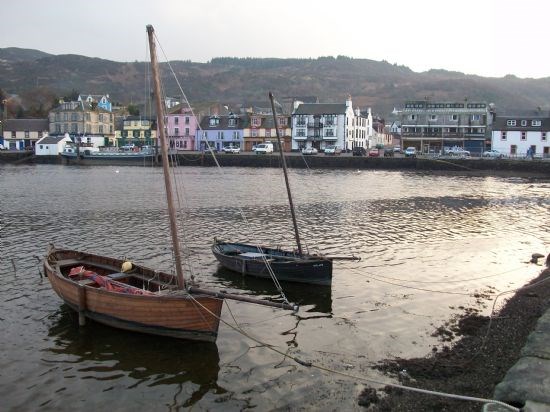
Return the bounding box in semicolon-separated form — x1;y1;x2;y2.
359;259;550;411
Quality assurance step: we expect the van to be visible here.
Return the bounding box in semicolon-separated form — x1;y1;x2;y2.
255;142;274;154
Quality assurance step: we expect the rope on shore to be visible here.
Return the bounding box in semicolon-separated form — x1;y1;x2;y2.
186;294;519;411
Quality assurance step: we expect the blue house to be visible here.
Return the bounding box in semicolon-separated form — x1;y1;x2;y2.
197;113;244;151
78;94;112;112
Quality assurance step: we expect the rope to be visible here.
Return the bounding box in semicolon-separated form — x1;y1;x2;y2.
153;32;293;305
187;292;519;412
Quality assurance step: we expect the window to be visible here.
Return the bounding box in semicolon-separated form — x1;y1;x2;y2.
501;131;507;140
24;131;30;138
278;117;287;126
185;117;189;125
175;117;179;125
450;115;458;121
510;145;517;155
233;131;239;140
251;129;258;137
521;132;526;140
409;114;417;121
266;130;271;138
183;141;187;148
521;120;527;127
251;117;260;126
542;132;547;141
99;125;103;134
430;115;437;121
507;120;516;126
228;118;236;127
217;131;224;139
185;128;189;136
325;129;334;137
471;114;480;121
175;127;179;136
297;129;305;137
532;120;541;127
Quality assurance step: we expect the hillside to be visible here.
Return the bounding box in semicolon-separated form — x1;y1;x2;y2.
1;48;550;117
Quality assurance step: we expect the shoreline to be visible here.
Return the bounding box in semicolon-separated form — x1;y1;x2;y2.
361;263;550;411
1;152;550;178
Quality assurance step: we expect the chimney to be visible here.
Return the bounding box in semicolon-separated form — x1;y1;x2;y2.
345;95;352;108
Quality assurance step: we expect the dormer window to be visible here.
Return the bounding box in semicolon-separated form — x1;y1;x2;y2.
521;120;527;127
251;117;260;127
209;117;219;127
507;120;516;126
228;118;236;127
278;117;287;126
532;120;542;127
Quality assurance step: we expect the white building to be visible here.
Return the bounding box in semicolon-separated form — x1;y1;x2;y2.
2;119;49;150
491;114;550;158
35;134;72;155
291;96;371;152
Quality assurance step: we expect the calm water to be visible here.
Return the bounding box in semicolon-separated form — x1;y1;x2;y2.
1;164;549;410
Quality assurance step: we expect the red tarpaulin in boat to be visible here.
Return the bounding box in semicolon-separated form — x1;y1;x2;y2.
68;266;154;295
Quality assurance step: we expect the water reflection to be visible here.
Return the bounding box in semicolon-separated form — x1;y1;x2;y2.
213;266;333;314
45;307;222;408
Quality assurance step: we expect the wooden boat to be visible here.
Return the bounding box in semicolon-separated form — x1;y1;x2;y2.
44;247;223;341
212;240;332;285
44;25;296;342
212;92;358;285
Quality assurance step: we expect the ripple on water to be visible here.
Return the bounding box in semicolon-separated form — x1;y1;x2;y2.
0;164;548;410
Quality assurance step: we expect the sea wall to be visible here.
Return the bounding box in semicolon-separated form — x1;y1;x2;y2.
1;152;550;176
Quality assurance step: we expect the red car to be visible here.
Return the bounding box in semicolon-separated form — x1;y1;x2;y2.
369;148;380;157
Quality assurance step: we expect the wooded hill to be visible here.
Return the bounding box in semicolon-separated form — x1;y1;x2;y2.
1;47;550;117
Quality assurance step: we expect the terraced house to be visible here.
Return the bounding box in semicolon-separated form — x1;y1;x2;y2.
243;112;292;152
399;100;491;155
491;111;550;158
48;99;114;142
291;96;369;152
198;113;244;151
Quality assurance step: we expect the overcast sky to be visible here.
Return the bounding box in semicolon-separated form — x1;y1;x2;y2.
1;0;547;79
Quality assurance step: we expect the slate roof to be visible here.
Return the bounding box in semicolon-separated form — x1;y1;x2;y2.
198;115;245;130
3;118;49;131
293;103;348;115
493;115;550;130
37;135;70;144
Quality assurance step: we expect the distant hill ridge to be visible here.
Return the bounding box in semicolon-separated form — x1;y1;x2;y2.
1;47;550;117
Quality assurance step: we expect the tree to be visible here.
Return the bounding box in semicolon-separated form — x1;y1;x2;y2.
128;103;140;116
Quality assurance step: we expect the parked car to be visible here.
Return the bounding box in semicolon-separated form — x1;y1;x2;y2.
444;146;470;157
223;145;240;154
0;143;6;150
404;147;417;157
368;148;380;157
482;149;503;158
302;147;318;155
352;146;367;156
324;145;342;155
393;146;401;153
254;142;274;154
203;146;218;155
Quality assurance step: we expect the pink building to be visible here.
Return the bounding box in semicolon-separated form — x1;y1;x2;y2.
165;105;198;151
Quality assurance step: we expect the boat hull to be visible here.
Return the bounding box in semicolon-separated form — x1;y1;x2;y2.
60;152;156;166
44;248;223;342
212;241;332;285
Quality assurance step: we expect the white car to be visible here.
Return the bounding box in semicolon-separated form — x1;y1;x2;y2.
301;147;318;155
223;145;240;154
445;146;470;157
254;143;274;154
404;147;416;157
482;149;503;158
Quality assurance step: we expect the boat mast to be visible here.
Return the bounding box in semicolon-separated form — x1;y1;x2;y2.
146;25;186;289
269;92;303;256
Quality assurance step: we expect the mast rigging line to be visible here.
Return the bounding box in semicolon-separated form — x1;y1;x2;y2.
185;287;519;412
149;30;292;306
